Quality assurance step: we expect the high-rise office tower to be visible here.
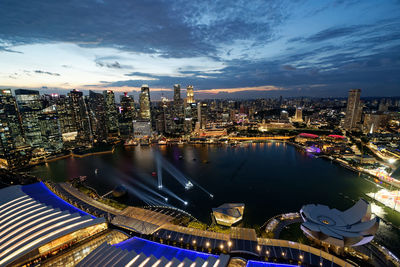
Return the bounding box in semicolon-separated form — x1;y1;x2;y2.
0;89;31;169
68;89;92;145
344;89;362;131
174;84;181;102
15;89;43;148
103;90;119;138
293;107;303;122
139;84;151;121
88;90;107;142
119;93;136;137
39;105;63;152
186;85;194;104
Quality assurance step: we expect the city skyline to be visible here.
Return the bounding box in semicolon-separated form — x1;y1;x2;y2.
1;0;400;98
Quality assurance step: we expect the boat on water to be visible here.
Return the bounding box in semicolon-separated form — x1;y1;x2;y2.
124;138;138;146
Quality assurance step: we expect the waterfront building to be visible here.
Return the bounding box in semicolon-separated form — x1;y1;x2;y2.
212;203;245;226
300;199;379;247
0;183;107;266
88;90;107;142
78;237;230;267
119;93;136;137
68;89;92;146
186;85;195;104
132;120;151;138
344;89;362;131
139;84;151;121
0;89;31;169
15;89;43;148
49;94;79;143
39;104;63;153
103;90;119;139
197;102;208;130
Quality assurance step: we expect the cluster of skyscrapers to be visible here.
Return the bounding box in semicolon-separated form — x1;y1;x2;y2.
0;84;200;169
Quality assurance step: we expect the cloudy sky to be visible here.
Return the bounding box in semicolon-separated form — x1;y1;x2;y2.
0;0;399;99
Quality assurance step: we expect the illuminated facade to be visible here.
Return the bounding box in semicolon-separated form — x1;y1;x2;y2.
139;84;151;121
212;203;245;226
68;89;92;145
300;199;379;247
77;237;230;267
15;89;43;148
186;85;195;104
0;183;106;266
103;90;119;138
344;89;362;131
88;90;107;142
0;89;31;169
119;93;136;137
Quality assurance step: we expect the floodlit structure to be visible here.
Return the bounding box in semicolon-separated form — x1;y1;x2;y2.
77;237;230;267
300;199;379;247
213;203;244;226
0;183;107;266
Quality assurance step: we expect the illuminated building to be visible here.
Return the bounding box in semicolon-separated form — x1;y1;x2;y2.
49;94;78;144
173;84;181;102
0;183;107;266
77;237;230;266
15;89;43;148
139;84;151;121
300;199;379;247
132;120;151;138
186;85;195;104
172;84;185;133
197;102;208;130
68;89;92;146
88;90;107;142
363;113;388;134
119;93;136;137
103;90;119;138
344;89;362;131
292;107;303;122
39;105;63;153
295;133;319;144
0;89;31;169
212;203;244;226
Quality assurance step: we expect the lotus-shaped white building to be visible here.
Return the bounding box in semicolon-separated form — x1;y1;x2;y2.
300;199;379;247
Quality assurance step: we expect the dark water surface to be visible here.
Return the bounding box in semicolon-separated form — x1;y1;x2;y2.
32;142;400;254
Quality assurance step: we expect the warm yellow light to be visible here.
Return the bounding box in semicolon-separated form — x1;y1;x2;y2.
228;241;232;247
206;242;210;247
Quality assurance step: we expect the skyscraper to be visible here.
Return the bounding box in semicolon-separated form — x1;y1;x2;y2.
103;90;119;138
344;89;362;131
88;90;107;142
186;85;194;104
139;84;151;121
293;107;303;122
15;89;43;148
68;89;92;145
119;93;136;137
39;105;63;152
0;89;31;169
174;84;181;102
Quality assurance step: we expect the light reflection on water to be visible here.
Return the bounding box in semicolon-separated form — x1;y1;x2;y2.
31;142;400;254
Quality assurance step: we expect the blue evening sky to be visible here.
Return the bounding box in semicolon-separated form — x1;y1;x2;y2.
0;0;399;99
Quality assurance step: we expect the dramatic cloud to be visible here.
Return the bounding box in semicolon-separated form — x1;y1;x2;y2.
0;0;399;97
